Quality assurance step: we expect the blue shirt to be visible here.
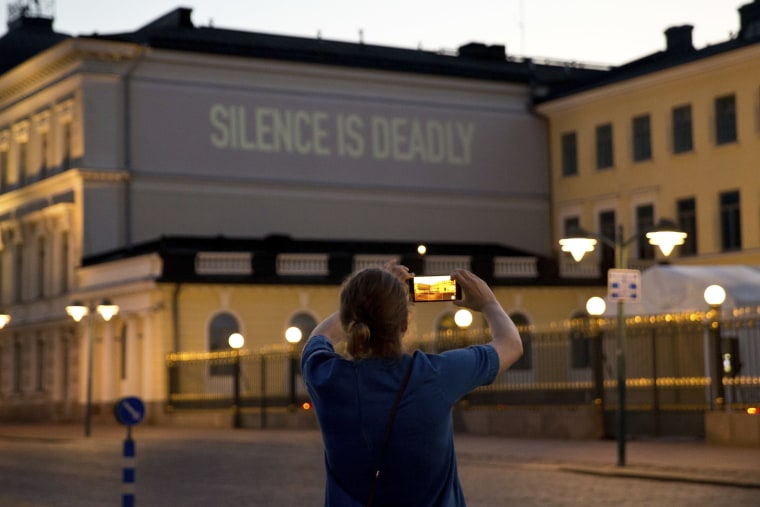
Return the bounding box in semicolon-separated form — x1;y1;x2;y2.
302;335;499;507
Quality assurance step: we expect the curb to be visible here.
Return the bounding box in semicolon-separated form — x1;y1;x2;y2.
561;465;760;489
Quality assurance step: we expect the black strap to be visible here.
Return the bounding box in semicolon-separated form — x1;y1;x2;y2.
366;359;414;507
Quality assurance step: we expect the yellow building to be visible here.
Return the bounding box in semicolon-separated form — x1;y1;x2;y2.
537;1;760;274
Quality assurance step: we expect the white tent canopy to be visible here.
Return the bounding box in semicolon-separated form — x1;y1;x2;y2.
600;264;760;316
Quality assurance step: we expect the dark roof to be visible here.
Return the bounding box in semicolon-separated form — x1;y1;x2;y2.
86;7;604;88
81;234;597;287
0;15;69;75
541;1;760;101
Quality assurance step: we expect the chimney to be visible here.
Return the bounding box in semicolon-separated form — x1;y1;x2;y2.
739;0;760;40
664;25;694;54
458;42;506;61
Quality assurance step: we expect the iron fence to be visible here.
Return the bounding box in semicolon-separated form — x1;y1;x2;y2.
166;312;760;422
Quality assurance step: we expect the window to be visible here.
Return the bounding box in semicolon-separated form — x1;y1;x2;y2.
40;130;49;177
13;339;23;393
288;313;317;344
632;115;652;161
595;123;613;169
14;244;23;303
636;204;655;260
436;313;469;351
599;210;616;270
561;132;577;176
62;122;72;170
208;312;240;376
563;216;580;236
715;94;737;145
60;231;69;294
35;338;45;392
0;149;7;192
672;105;693;153
18;141;28;185
509;313;532;370
37;237;45;299
569;313;591;369
720;191;741;251
677;198;697;256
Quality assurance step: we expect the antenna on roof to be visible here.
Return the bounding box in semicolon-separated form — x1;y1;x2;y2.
359;28;364;44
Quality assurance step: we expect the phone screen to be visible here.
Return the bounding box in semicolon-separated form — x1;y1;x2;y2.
408;275;461;302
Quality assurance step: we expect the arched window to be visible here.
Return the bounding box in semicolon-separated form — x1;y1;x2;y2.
569;311;592;369
208;313;240;376
435;313;467;352
288;312;317;345
510;312;532;370
208;312;240;352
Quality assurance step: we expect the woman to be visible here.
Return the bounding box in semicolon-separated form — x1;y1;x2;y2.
301;262;522;506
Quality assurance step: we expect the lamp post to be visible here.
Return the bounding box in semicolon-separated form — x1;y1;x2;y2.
704;285;726;411
66;299;120;438
228;332;245;428
560;219;686;466
586;296;607;438
0;312;10;329
285;326;303;411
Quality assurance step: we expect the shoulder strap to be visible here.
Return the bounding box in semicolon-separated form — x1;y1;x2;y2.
366;358;414;507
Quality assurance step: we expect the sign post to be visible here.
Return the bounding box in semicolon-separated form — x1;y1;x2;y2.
115;397;145;507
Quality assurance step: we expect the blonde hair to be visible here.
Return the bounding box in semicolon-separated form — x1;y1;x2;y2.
340;268;408;359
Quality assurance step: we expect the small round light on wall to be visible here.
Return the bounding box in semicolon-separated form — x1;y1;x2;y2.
454;309;473;328
417;244;427;255
586;296;607;316
704;285;726;307
228;332;245;349
285;326;303;344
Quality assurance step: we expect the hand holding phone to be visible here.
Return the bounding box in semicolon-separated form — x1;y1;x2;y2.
408;275;462;302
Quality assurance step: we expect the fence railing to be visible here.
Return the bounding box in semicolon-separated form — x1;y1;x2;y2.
166;313;760;420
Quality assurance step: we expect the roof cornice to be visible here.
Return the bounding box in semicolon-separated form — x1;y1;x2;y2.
536;42;760;114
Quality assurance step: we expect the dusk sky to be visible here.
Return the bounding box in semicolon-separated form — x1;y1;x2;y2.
0;0;751;65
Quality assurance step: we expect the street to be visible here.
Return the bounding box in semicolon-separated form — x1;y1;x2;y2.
0;427;756;506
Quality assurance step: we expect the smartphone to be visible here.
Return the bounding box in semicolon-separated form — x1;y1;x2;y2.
408;275;462;302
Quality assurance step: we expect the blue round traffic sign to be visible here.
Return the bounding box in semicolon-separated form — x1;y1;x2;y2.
114;397;146;426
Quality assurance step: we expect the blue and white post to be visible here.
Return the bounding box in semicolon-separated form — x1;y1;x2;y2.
115;397;146;507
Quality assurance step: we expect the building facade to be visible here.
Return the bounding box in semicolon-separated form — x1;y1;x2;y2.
0;7;604;423
538;1;760;276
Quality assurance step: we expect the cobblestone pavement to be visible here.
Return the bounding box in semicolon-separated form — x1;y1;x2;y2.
0;424;757;506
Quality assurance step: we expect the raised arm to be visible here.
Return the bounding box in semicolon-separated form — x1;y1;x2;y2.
451;270;523;375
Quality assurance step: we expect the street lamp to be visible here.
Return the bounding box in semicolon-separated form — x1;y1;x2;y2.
228;332;245;428
285;326;303;411
559;219;686;466
704;285;726;411
586;296;607;438
66;299;120;437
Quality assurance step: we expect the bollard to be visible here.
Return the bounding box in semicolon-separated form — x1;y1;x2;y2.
114;397;146;507
123;431;136;507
